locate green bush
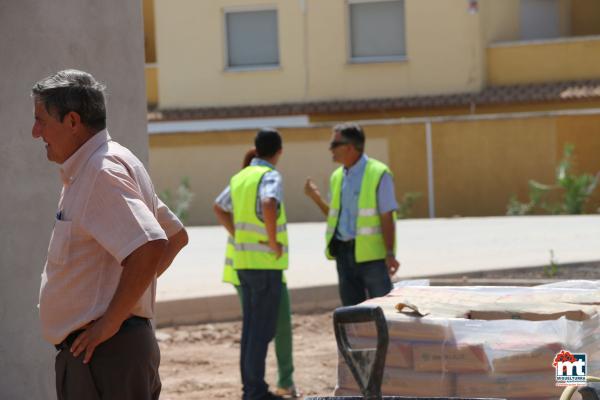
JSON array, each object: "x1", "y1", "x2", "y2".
[
  {"x1": 506, "y1": 144, "x2": 599, "y2": 215},
  {"x1": 159, "y1": 177, "x2": 194, "y2": 224},
  {"x1": 397, "y1": 192, "x2": 422, "y2": 219}
]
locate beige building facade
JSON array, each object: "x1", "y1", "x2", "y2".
[
  {"x1": 143, "y1": 0, "x2": 600, "y2": 225},
  {"x1": 145, "y1": 0, "x2": 600, "y2": 110}
]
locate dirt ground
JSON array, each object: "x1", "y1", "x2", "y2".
[
  {"x1": 157, "y1": 312, "x2": 338, "y2": 400},
  {"x1": 157, "y1": 264, "x2": 600, "y2": 399}
]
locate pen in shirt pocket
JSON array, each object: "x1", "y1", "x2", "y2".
[{"x1": 56, "y1": 210, "x2": 63, "y2": 220}]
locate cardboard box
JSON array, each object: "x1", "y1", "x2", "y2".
[
  {"x1": 412, "y1": 342, "x2": 489, "y2": 373},
  {"x1": 346, "y1": 337, "x2": 413, "y2": 369},
  {"x1": 469, "y1": 303, "x2": 595, "y2": 322},
  {"x1": 455, "y1": 371, "x2": 563, "y2": 398},
  {"x1": 490, "y1": 339, "x2": 563, "y2": 373},
  {"x1": 347, "y1": 314, "x2": 452, "y2": 342},
  {"x1": 337, "y1": 363, "x2": 455, "y2": 397}
]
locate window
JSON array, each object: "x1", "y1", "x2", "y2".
[
  {"x1": 520, "y1": 0, "x2": 560, "y2": 40},
  {"x1": 225, "y1": 9, "x2": 279, "y2": 69},
  {"x1": 348, "y1": 0, "x2": 406, "y2": 62}
]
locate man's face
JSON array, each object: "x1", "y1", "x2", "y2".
[
  {"x1": 32, "y1": 101, "x2": 73, "y2": 164},
  {"x1": 329, "y1": 131, "x2": 352, "y2": 164}
]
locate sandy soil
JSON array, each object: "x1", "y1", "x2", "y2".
[{"x1": 158, "y1": 312, "x2": 338, "y2": 400}]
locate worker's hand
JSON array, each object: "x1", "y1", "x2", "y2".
[
  {"x1": 304, "y1": 177, "x2": 321, "y2": 200},
  {"x1": 385, "y1": 255, "x2": 400, "y2": 276},
  {"x1": 260, "y1": 240, "x2": 283, "y2": 259},
  {"x1": 270, "y1": 241, "x2": 283, "y2": 259},
  {"x1": 70, "y1": 317, "x2": 121, "y2": 364}
]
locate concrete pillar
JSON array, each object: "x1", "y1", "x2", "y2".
[{"x1": 0, "y1": 1, "x2": 148, "y2": 398}]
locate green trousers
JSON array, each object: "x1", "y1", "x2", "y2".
[{"x1": 235, "y1": 284, "x2": 295, "y2": 389}]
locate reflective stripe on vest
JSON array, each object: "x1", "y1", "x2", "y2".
[
  {"x1": 222, "y1": 235, "x2": 287, "y2": 286},
  {"x1": 230, "y1": 165, "x2": 289, "y2": 270},
  {"x1": 325, "y1": 158, "x2": 396, "y2": 263}
]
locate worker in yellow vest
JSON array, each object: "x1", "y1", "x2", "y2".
[
  {"x1": 304, "y1": 122, "x2": 400, "y2": 306},
  {"x1": 214, "y1": 129, "x2": 288, "y2": 400},
  {"x1": 219, "y1": 148, "x2": 300, "y2": 398}
]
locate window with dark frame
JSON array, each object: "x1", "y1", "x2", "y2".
[
  {"x1": 349, "y1": 0, "x2": 406, "y2": 62},
  {"x1": 225, "y1": 9, "x2": 279, "y2": 69}
]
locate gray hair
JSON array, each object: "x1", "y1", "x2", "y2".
[
  {"x1": 334, "y1": 122, "x2": 365, "y2": 153},
  {"x1": 32, "y1": 69, "x2": 107, "y2": 132}
]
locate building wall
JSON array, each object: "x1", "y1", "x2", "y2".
[
  {"x1": 154, "y1": 0, "x2": 486, "y2": 109},
  {"x1": 481, "y1": 0, "x2": 573, "y2": 44},
  {"x1": 481, "y1": 0, "x2": 520, "y2": 43},
  {"x1": 0, "y1": 1, "x2": 148, "y2": 398},
  {"x1": 155, "y1": 0, "x2": 307, "y2": 108},
  {"x1": 571, "y1": 0, "x2": 600, "y2": 36},
  {"x1": 149, "y1": 110, "x2": 600, "y2": 225},
  {"x1": 148, "y1": 0, "x2": 600, "y2": 110},
  {"x1": 143, "y1": 0, "x2": 157, "y2": 63}
]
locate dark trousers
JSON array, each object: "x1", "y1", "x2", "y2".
[
  {"x1": 238, "y1": 269, "x2": 283, "y2": 400},
  {"x1": 55, "y1": 317, "x2": 161, "y2": 400},
  {"x1": 335, "y1": 240, "x2": 392, "y2": 306}
]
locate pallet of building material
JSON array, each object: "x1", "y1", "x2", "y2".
[{"x1": 336, "y1": 283, "x2": 600, "y2": 398}]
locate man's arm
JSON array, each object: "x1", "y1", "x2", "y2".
[
  {"x1": 213, "y1": 203, "x2": 235, "y2": 237},
  {"x1": 262, "y1": 198, "x2": 283, "y2": 259},
  {"x1": 381, "y1": 212, "x2": 400, "y2": 275},
  {"x1": 157, "y1": 227, "x2": 188, "y2": 277},
  {"x1": 71, "y1": 239, "x2": 167, "y2": 363},
  {"x1": 304, "y1": 177, "x2": 329, "y2": 217}
]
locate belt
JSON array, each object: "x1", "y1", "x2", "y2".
[{"x1": 55, "y1": 316, "x2": 150, "y2": 351}]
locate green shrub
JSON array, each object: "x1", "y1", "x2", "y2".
[
  {"x1": 506, "y1": 144, "x2": 599, "y2": 215},
  {"x1": 159, "y1": 177, "x2": 194, "y2": 224},
  {"x1": 397, "y1": 192, "x2": 422, "y2": 219}
]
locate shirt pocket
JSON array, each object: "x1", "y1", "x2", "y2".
[{"x1": 47, "y1": 220, "x2": 72, "y2": 265}]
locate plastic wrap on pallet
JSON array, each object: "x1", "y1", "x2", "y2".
[{"x1": 336, "y1": 283, "x2": 600, "y2": 399}]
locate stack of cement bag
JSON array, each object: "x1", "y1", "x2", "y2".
[{"x1": 335, "y1": 282, "x2": 600, "y2": 399}]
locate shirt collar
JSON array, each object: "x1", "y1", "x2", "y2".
[
  {"x1": 344, "y1": 154, "x2": 368, "y2": 176},
  {"x1": 60, "y1": 130, "x2": 111, "y2": 185},
  {"x1": 250, "y1": 157, "x2": 276, "y2": 170}
]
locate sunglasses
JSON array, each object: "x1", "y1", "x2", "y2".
[{"x1": 329, "y1": 140, "x2": 350, "y2": 150}]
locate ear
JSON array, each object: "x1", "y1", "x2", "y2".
[{"x1": 63, "y1": 111, "x2": 82, "y2": 129}]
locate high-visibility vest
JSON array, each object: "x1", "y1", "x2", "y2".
[
  {"x1": 222, "y1": 236, "x2": 287, "y2": 285},
  {"x1": 230, "y1": 165, "x2": 288, "y2": 270},
  {"x1": 325, "y1": 158, "x2": 396, "y2": 262}
]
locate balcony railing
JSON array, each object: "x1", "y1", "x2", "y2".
[{"x1": 487, "y1": 35, "x2": 600, "y2": 86}]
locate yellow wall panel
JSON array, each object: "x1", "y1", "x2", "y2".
[{"x1": 487, "y1": 37, "x2": 600, "y2": 85}]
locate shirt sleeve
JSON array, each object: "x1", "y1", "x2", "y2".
[
  {"x1": 156, "y1": 196, "x2": 184, "y2": 237},
  {"x1": 214, "y1": 185, "x2": 233, "y2": 212},
  {"x1": 258, "y1": 170, "x2": 283, "y2": 204},
  {"x1": 81, "y1": 167, "x2": 167, "y2": 264},
  {"x1": 377, "y1": 172, "x2": 399, "y2": 214}
]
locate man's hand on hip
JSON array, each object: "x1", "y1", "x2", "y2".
[{"x1": 71, "y1": 317, "x2": 121, "y2": 364}]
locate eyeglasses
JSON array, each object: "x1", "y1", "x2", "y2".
[{"x1": 329, "y1": 140, "x2": 350, "y2": 150}]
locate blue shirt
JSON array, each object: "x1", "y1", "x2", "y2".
[
  {"x1": 335, "y1": 154, "x2": 398, "y2": 241},
  {"x1": 215, "y1": 158, "x2": 283, "y2": 221}
]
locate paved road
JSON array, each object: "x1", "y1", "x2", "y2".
[{"x1": 157, "y1": 215, "x2": 600, "y2": 302}]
